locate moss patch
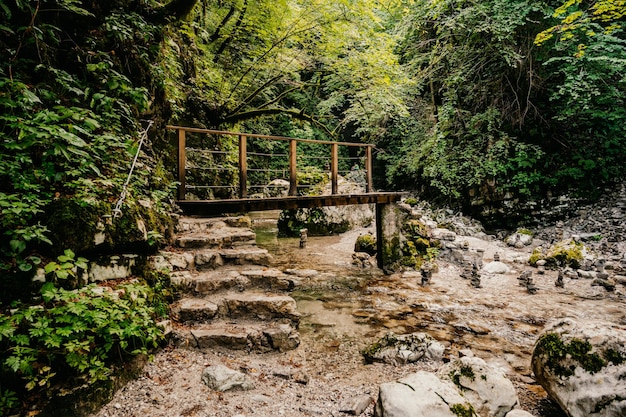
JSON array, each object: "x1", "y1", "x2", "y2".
[
  {"x1": 450, "y1": 403, "x2": 477, "y2": 417},
  {"x1": 529, "y1": 239, "x2": 584, "y2": 269},
  {"x1": 355, "y1": 234, "x2": 377, "y2": 255},
  {"x1": 449, "y1": 364, "x2": 476, "y2": 390},
  {"x1": 535, "y1": 333, "x2": 607, "y2": 377},
  {"x1": 400, "y1": 219, "x2": 440, "y2": 269}
]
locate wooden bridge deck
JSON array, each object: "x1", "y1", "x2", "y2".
[{"x1": 176, "y1": 192, "x2": 404, "y2": 216}]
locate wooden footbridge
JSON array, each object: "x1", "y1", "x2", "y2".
[{"x1": 168, "y1": 126, "x2": 405, "y2": 269}]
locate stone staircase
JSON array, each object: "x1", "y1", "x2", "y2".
[{"x1": 165, "y1": 216, "x2": 301, "y2": 353}]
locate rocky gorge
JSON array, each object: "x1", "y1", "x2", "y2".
[{"x1": 88, "y1": 183, "x2": 626, "y2": 417}]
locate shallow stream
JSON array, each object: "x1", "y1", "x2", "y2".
[{"x1": 251, "y1": 212, "x2": 626, "y2": 381}]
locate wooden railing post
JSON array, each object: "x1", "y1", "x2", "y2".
[
  {"x1": 331, "y1": 143, "x2": 338, "y2": 195},
  {"x1": 239, "y1": 134, "x2": 247, "y2": 198},
  {"x1": 365, "y1": 145, "x2": 373, "y2": 193},
  {"x1": 177, "y1": 128, "x2": 186, "y2": 200},
  {"x1": 289, "y1": 139, "x2": 297, "y2": 196}
]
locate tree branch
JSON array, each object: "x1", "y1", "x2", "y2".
[{"x1": 222, "y1": 108, "x2": 335, "y2": 138}]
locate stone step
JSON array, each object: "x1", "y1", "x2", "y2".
[
  {"x1": 176, "y1": 216, "x2": 252, "y2": 233},
  {"x1": 184, "y1": 320, "x2": 300, "y2": 352},
  {"x1": 172, "y1": 292, "x2": 300, "y2": 324},
  {"x1": 171, "y1": 268, "x2": 301, "y2": 294},
  {"x1": 217, "y1": 247, "x2": 272, "y2": 267},
  {"x1": 176, "y1": 228, "x2": 257, "y2": 249},
  {"x1": 193, "y1": 247, "x2": 272, "y2": 270},
  {"x1": 193, "y1": 268, "x2": 297, "y2": 293}
]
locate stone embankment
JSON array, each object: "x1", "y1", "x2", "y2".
[{"x1": 153, "y1": 216, "x2": 301, "y2": 353}]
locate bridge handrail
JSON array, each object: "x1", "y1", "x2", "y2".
[{"x1": 167, "y1": 125, "x2": 374, "y2": 200}]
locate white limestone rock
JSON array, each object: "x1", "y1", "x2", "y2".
[
  {"x1": 438, "y1": 356, "x2": 518, "y2": 417},
  {"x1": 531, "y1": 318, "x2": 626, "y2": 417},
  {"x1": 374, "y1": 371, "x2": 469, "y2": 417},
  {"x1": 201, "y1": 365, "x2": 254, "y2": 392},
  {"x1": 483, "y1": 261, "x2": 511, "y2": 274},
  {"x1": 505, "y1": 410, "x2": 536, "y2": 417}
]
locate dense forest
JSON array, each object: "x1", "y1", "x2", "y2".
[{"x1": 0, "y1": 0, "x2": 624, "y2": 413}]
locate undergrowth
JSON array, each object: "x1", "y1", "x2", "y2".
[{"x1": 0, "y1": 279, "x2": 168, "y2": 415}]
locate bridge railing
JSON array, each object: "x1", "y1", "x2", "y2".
[{"x1": 167, "y1": 126, "x2": 374, "y2": 200}]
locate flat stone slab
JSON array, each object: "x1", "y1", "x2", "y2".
[
  {"x1": 212, "y1": 292, "x2": 300, "y2": 323},
  {"x1": 177, "y1": 216, "x2": 252, "y2": 233},
  {"x1": 176, "y1": 228, "x2": 256, "y2": 249},
  {"x1": 194, "y1": 270, "x2": 251, "y2": 293},
  {"x1": 190, "y1": 320, "x2": 300, "y2": 352},
  {"x1": 173, "y1": 298, "x2": 219, "y2": 322},
  {"x1": 219, "y1": 248, "x2": 271, "y2": 266}
]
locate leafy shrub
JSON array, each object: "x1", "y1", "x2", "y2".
[{"x1": 0, "y1": 281, "x2": 166, "y2": 413}]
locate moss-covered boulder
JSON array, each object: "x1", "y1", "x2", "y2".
[
  {"x1": 531, "y1": 318, "x2": 626, "y2": 417},
  {"x1": 355, "y1": 234, "x2": 377, "y2": 255},
  {"x1": 528, "y1": 239, "x2": 585, "y2": 269}
]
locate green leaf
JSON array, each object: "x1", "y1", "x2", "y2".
[
  {"x1": 41, "y1": 282, "x2": 57, "y2": 302},
  {"x1": 44, "y1": 262, "x2": 59, "y2": 274}
]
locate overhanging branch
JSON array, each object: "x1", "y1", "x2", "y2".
[{"x1": 223, "y1": 108, "x2": 335, "y2": 138}]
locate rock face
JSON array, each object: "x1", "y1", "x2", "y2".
[
  {"x1": 438, "y1": 356, "x2": 518, "y2": 417},
  {"x1": 362, "y1": 332, "x2": 445, "y2": 365},
  {"x1": 531, "y1": 318, "x2": 626, "y2": 417}
]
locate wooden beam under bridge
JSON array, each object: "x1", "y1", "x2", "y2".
[
  {"x1": 176, "y1": 192, "x2": 403, "y2": 215},
  {"x1": 176, "y1": 192, "x2": 405, "y2": 271}
]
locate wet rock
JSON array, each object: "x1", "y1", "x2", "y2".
[
  {"x1": 374, "y1": 371, "x2": 468, "y2": 417},
  {"x1": 362, "y1": 332, "x2": 445, "y2": 365},
  {"x1": 201, "y1": 365, "x2": 255, "y2": 392},
  {"x1": 531, "y1": 318, "x2": 626, "y2": 417},
  {"x1": 438, "y1": 356, "x2": 518, "y2": 417}
]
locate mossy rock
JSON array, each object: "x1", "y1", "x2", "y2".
[
  {"x1": 41, "y1": 197, "x2": 173, "y2": 256},
  {"x1": 403, "y1": 219, "x2": 430, "y2": 239},
  {"x1": 355, "y1": 234, "x2": 377, "y2": 255},
  {"x1": 534, "y1": 333, "x2": 607, "y2": 378},
  {"x1": 529, "y1": 239, "x2": 584, "y2": 269}
]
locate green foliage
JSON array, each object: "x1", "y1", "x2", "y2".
[
  {"x1": 0, "y1": 281, "x2": 165, "y2": 411},
  {"x1": 0, "y1": 1, "x2": 174, "y2": 288},
  {"x1": 43, "y1": 249, "x2": 89, "y2": 289}
]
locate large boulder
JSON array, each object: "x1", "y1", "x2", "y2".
[
  {"x1": 438, "y1": 356, "x2": 518, "y2": 417},
  {"x1": 531, "y1": 318, "x2": 626, "y2": 417},
  {"x1": 374, "y1": 371, "x2": 471, "y2": 417}
]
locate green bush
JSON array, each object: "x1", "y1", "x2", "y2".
[{"x1": 0, "y1": 281, "x2": 166, "y2": 414}]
